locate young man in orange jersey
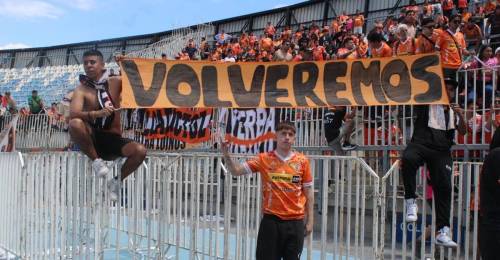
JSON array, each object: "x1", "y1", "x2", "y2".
[
  {"x1": 367, "y1": 31, "x2": 393, "y2": 58},
  {"x1": 416, "y1": 18, "x2": 438, "y2": 54},
  {"x1": 221, "y1": 121, "x2": 314, "y2": 260},
  {"x1": 436, "y1": 14, "x2": 468, "y2": 79},
  {"x1": 336, "y1": 37, "x2": 359, "y2": 59}
]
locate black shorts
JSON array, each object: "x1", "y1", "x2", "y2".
[
  {"x1": 256, "y1": 214, "x2": 305, "y2": 260},
  {"x1": 92, "y1": 129, "x2": 132, "y2": 160}
]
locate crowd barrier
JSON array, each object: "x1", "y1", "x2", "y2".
[
  {"x1": 0, "y1": 152, "x2": 483, "y2": 260},
  {"x1": 380, "y1": 161, "x2": 481, "y2": 260}
]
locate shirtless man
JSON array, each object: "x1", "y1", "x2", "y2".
[{"x1": 69, "y1": 50, "x2": 146, "y2": 201}]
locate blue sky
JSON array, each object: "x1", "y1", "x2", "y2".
[{"x1": 0, "y1": 0, "x2": 303, "y2": 50}]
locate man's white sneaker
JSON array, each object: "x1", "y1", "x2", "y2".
[
  {"x1": 405, "y1": 199, "x2": 418, "y2": 222},
  {"x1": 436, "y1": 226, "x2": 458, "y2": 248},
  {"x1": 107, "y1": 178, "x2": 121, "y2": 202},
  {"x1": 92, "y1": 158, "x2": 110, "y2": 178}
]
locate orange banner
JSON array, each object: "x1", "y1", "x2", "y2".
[{"x1": 120, "y1": 53, "x2": 448, "y2": 108}]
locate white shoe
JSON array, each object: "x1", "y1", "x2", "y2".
[
  {"x1": 92, "y1": 158, "x2": 110, "y2": 178},
  {"x1": 405, "y1": 199, "x2": 418, "y2": 222},
  {"x1": 107, "y1": 178, "x2": 121, "y2": 202},
  {"x1": 436, "y1": 226, "x2": 458, "y2": 248}
]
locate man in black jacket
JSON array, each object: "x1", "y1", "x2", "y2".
[
  {"x1": 401, "y1": 78, "x2": 467, "y2": 248},
  {"x1": 479, "y1": 129, "x2": 500, "y2": 260}
]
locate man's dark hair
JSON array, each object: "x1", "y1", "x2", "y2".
[
  {"x1": 367, "y1": 31, "x2": 384, "y2": 43},
  {"x1": 83, "y1": 49, "x2": 104, "y2": 60},
  {"x1": 276, "y1": 121, "x2": 296, "y2": 134},
  {"x1": 32, "y1": 90, "x2": 37, "y2": 94}
]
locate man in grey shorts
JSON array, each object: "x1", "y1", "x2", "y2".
[{"x1": 324, "y1": 106, "x2": 357, "y2": 154}]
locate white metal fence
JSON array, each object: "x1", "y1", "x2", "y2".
[
  {"x1": 0, "y1": 152, "x2": 484, "y2": 259},
  {"x1": 0, "y1": 152, "x2": 382, "y2": 260},
  {"x1": 380, "y1": 161, "x2": 482, "y2": 260}
]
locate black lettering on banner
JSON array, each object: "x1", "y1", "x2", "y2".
[
  {"x1": 411, "y1": 55, "x2": 442, "y2": 103},
  {"x1": 143, "y1": 109, "x2": 211, "y2": 141},
  {"x1": 323, "y1": 62, "x2": 351, "y2": 106},
  {"x1": 166, "y1": 64, "x2": 201, "y2": 107},
  {"x1": 122, "y1": 61, "x2": 165, "y2": 106},
  {"x1": 351, "y1": 61, "x2": 386, "y2": 105},
  {"x1": 293, "y1": 62, "x2": 326, "y2": 106},
  {"x1": 225, "y1": 108, "x2": 277, "y2": 153},
  {"x1": 265, "y1": 65, "x2": 291, "y2": 107},
  {"x1": 201, "y1": 66, "x2": 232, "y2": 107},
  {"x1": 228, "y1": 65, "x2": 265, "y2": 107},
  {"x1": 381, "y1": 59, "x2": 411, "y2": 102}
]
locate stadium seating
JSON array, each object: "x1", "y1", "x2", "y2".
[{"x1": 0, "y1": 63, "x2": 119, "y2": 108}]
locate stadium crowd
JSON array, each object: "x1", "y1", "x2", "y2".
[
  {"x1": 158, "y1": 0, "x2": 500, "y2": 151},
  {"x1": 3, "y1": 0, "x2": 500, "y2": 132},
  {"x1": 0, "y1": 1, "x2": 499, "y2": 259}
]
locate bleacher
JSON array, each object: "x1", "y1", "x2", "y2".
[{"x1": 0, "y1": 63, "x2": 119, "y2": 108}]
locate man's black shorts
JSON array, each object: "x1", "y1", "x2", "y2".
[
  {"x1": 92, "y1": 129, "x2": 132, "y2": 160},
  {"x1": 256, "y1": 214, "x2": 305, "y2": 260}
]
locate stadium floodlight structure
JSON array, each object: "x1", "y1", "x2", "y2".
[{"x1": 125, "y1": 23, "x2": 214, "y2": 59}]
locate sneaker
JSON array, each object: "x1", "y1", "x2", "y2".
[
  {"x1": 92, "y1": 158, "x2": 110, "y2": 178},
  {"x1": 107, "y1": 178, "x2": 121, "y2": 202},
  {"x1": 405, "y1": 199, "x2": 418, "y2": 222},
  {"x1": 341, "y1": 142, "x2": 358, "y2": 151},
  {"x1": 436, "y1": 226, "x2": 458, "y2": 248}
]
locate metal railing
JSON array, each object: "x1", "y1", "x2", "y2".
[
  {"x1": 0, "y1": 152, "x2": 486, "y2": 259},
  {"x1": 0, "y1": 152, "x2": 382, "y2": 259},
  {"x1": 379, "y1": 160, "x2": 482, "y2": 260}
]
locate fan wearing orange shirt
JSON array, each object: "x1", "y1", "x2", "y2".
[
  {"x1": 222, "y1": 122, "x2": 314, "y2": 260},
  {"x1": 260, "y1": 35, "x2": 273, "y2": 52},
  {"x1": 331, "y1": 18, "x2": 340, "y2": 34},
  {"x1": 436, "y1": 15, "x2": 468, "y2": 78},
  {"x1": 312, "y1": 42, "x2": 326, "y2": 61},
  {"x1": 457, "y1": 0, "x2": 468, "y2": 13},
  {"x1": 339, "y1": 11, "x2": 349, "y2": 25},
  {"x1": 367, "y1": 31, "x2": 393, "y2": 58},
  {"x1": 353, "y1": 9, "x2": 365, "y2": 35},
  {"x1": 462, "y1": 20, "x2": 483, "y2": 51},
  {"x1": 442, "y1": 0, "x2": 455, "y2": 17},
  {"x1": 281, "y1": 26, "x2": 292, "y2": 41},
  {"x1": 249, "y1": 32, "x2": 257, "y2": 48},
  {"x1": 240, "y1": 33, "x2": 249, "y2": 49},
  {"x1": 337, "y1": 37, "x2": 359, "y2": 60},
  {"x1": 416, "y1": 18, "x2": 439, "y2": 54},
  {"x1": 393, "y1": 24, "x2": 416, "y2": 56},
  {"x1": 265, "y1": 22, "x2": 276, "y2": 38}
]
